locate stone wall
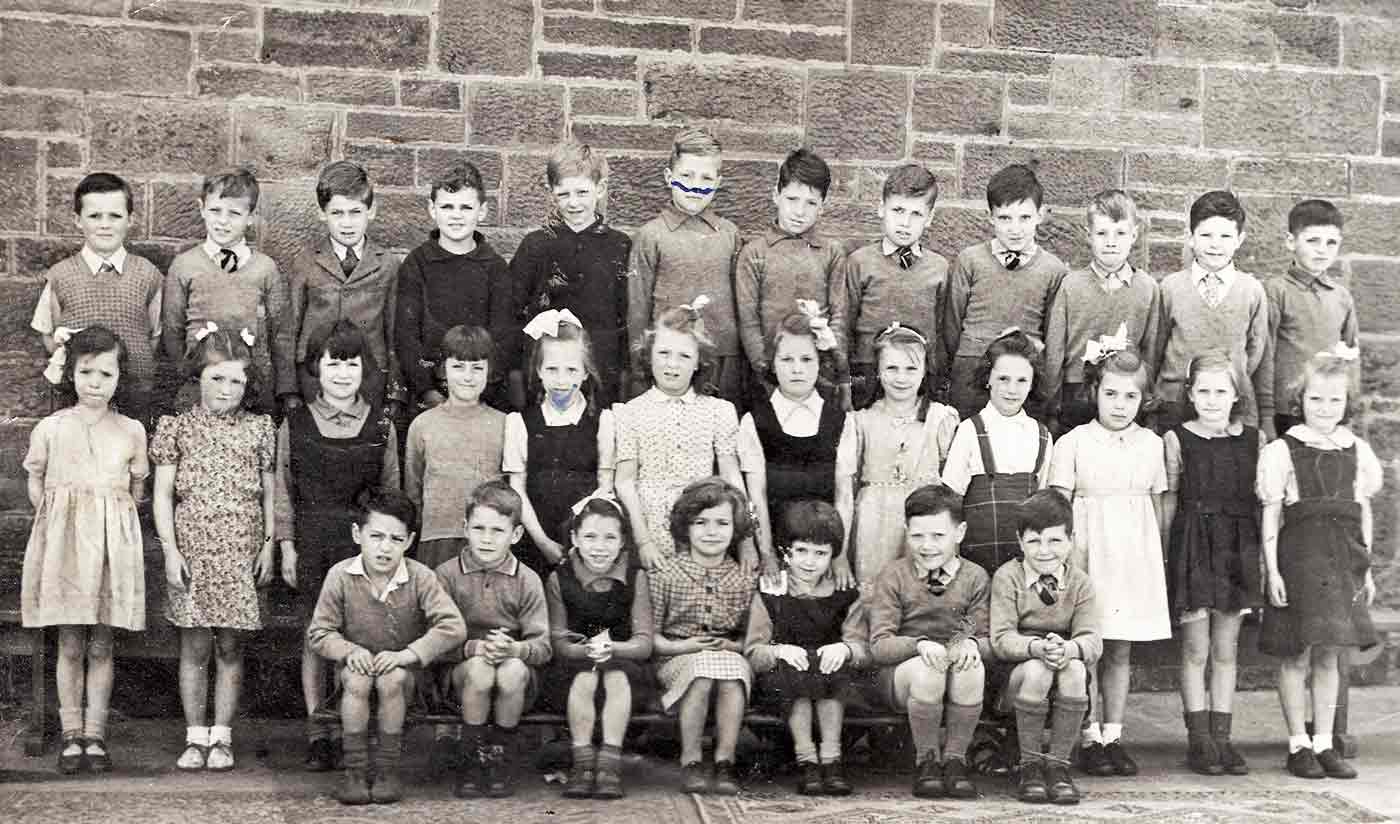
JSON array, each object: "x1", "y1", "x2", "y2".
[{"x1": 2, "y1": 0, "x2": 1400, "y2": 612}]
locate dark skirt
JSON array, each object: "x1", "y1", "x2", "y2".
[
  {"x1": 1259, "y1": 499, "x2": 1377, "y2": 657},
  {"x1": 754, "y1": 655, "x2": 856, "y2": 712},
  {"x1": 961, "y1": 471, "x2": 1037, "y2": 576},
  {"x1": 539, "y1": 657, "x2": 653, "y2": 714},
  {"x1": 1168, "y1": 501, "x2": 1262, "y2": 616}
]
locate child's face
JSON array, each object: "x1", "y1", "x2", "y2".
[
  {"x1": 429, "y1": 187, "x2": 486, "y2": 244},
  {"x1": 537, "y1": 337, "x2": 586, "y2": 409},
  {"x1": 553, "y1": 174, "x2": 603, "y2": 231},
  {"x1": 785, "y1": 540, "x2": 834, "y2": 586},
  {"x1": 200, "y1": 191, "x2": 254, "y2": 250},
  {"x1": 878, "y1": 193, "x2": 935, "y2": 250},
  {"x1": 199, "y1": 358, "x2": 248, "y2": 415},
  {"x1": 572, "y1": 513, "x2": 625, "y2": 574},
  {"x1": 1302, "y1": 372, "x2": 1348, "y2": 433},
  {"x1": 1019, "y1": 524, "x2": 1072, "y2": 575},
  {"x1": 465, "y1": 505, "x2": 523, "y2": 567},
  {"x1": 905, "y1": 511, "x2": 966, "y2": 574},
  {"x1": 1288, "y1": 224, "x2": 1342, "y2": 276},
  {"x1": 687, "y1": 501, "x2": 735, "y2": 561},
  {"x1": 1086, "y1": 214, "x2": 1137, "y2": 273},
  {"x1": 773, "y1": 332, "x2": 819, "y2": 401},
  {"x1": 666, "y1": 153, "x2": 722, "y2": 216},
  {"x1": 877, "y1": 344, "x2": 924, "y2": 404},
  {"x1": 772, "y1": 181, "x2": 824, "y2": 236},
  {"x1": 988, "y1": 354, "x2": 1034, "y2": 417},
  {"x1": 73, "y1": 350, "x2": 120, "y2": 409},
  {"x1": 352, "y1": 511, "x2": 414, "y2": 578},
  {"x1": 1188, "y1": 368, "x2": 1236, "y2": 429},
  {"x1": 74, "y1": 190, "x2": 131, "y2": 257},
  {"x1": 1190, "y1": 216, "x2": 1244, "y2": 273},
  {"x1": 989, "y1": 197, "x2": 1042, "y2": 253},
  {"x1": 650, "y1": 327, "x2": 700, "y2": 396},
  {"x1": 1096, "y1": 370, "x2": 1144, "y2": 431},
  {"x1": 443, "y1": 356, "x2": 489, "y2": 405},
  {"x1": 319, "y1": 194, "x2": 375, "y2": 250},
  {"x1": 318, "y1": 351, "x2": 363, "y2": 404}
]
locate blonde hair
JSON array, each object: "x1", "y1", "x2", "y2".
[
  {"x1": 1086, "y1": 188, "x2": 1137, "y2": 227},
  {"x1": 669, "y1": 127, "x2": 722, "y2": 167}
]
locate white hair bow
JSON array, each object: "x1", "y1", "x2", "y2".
[
  {"x1": 1325, "y1": 341, "x2": 1360, "y2": 362},
  {"x1": 239, "y1": 328, "x2": 255, "y2": 347},
  {"x1": 995, "y1": 325, "x2": 1046, "y2": 354},
  {"x1": 795, "y1": 299, "x2": 838, "y2": 352},
  {"x1": 877, "y1": 321, "x2": 927, "y2": 346},
  {"x1": 523, "y1": 308, "x2": 583, "y2": 341},
  {"x1": 570, "y1": 489, "x2": 624, "y2": 518},
  {"x1": 43, "y1": 326, "x2": 85, "y2": 386},
  {"x1": 194, "y1": 321, "x2": 219, "y2": 342},
  {"x1": 1083, "y1": 322, "x2": 1130, "y2": 365},
  {"x1": 681, "y1": 294, "x2": 711, "y2": 315}
]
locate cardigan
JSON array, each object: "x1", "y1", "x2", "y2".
[
  {"x1": 868, "y1": 555, "x2": 992, "y2": 664},
  {"x1": 1043, "y1": 265, "x2": 1162, "y2": 396},
  {"x1": 940, "y1": 240, "x2": 1067, "y2": 369},
  {"x1": 627, "y1": 204, "x2": 743, "y2": 357},
  {"x1": 989, "y1": 559, "x2": 1102, "y2": 666},
  {"x1": 1262, "y1": 265, "x2": 1359, "y2": 422},
  {"x1": 307, "y1": 557, "x2": 466, "y2": 666},
  {"x1": 844, "y1": 239, "x2": 949, "y2": 367},
  {"x1": 734, "y1": 225, "x2": 848, "y2": 372}
]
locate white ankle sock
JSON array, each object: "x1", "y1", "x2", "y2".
[
  {"x1": 187, "y1": 725, "x2": 210, "y2": 746},
  {"x1": 1311, "y1": 733, "x2": 1332, "y2": 754},
  {"x1": 210, "y1": 725, "x2": 232, "y2": 746},
  {"x1": 1288, "y1": 734, "x2": 1311, "y2": 754},
  {"x1": 1081, "y1": 722, "x2": 1103, "y2": 746},
  {"x1": 1101, "y1": 723, "x2": 1123, "y2": 744}
]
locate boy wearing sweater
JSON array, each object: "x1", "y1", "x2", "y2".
[
  {"x1": 1043, "y1": 190, "x2": 1161, "y2": 435},
  {"x1": 845, "y1": 164, "x2": 948, "y2": 409},
  {"x1": 280, "y1": 161, "x2": 403, "y2": 417},
  {"x1": 991, "y1": 489, "x2": 1101, "y2": 806},
  {"x1": 435, "y1": 481, "x2": 551, "y2": 799},
  {"x1": 1261, "y1": 199, "x2": 1357, "y2": 434},
  {"x1": 1153, "y1": 190, "x2": 1270, "y2": 434},
  {"x1": 941, "y1": 164, "x2": 1068, "y2": 419},
  {"x1": 868, "y1": 484, "x2": 990, "y2": 800},
  {"x1": 307, "y1": 488, "x2": 466, "y2": 806}
]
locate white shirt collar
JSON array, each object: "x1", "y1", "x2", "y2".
[
  {"x1": 81, "y1": 245, "x2": 127, "y2": 274},
  {"x1": 1191, "y1": 260, "x2": 1237, "y2": 291},
  {"x1": 1022, "y1": 559, "x2": 1065, "y2": 590},
  {"x1": 978, "y1": 404, "x2": 1037, "y2": 431},
  {"x1": 540, "y1": 395, "x2": 587, "y2": 426},
  {"x1": 991, "y1": 238, "x2": 1037, "y2": 263},
  {"x1": 346, "y1": 556, "x2": 410, "y2": 602},
  {"x1": 881, "y1": 237, "x2": 924, "y2": 257},
  {"x1": 332, "y1": 238, "x2": 365, "y2": 261},
  {"x1": 643, "y1": 386, "x2": 697, "y2": 404},
  {"x1": 1089, "y1": 259, "x2": 1131, "y2": 284},
  {"x1": 769, "y1": 389, "x2": 823, "y2": 436},
  {"x1": 1286, "y1": 423, "x2": 1356, "y2": 449},
  {"x1": 202, "y1": 237, "x2": 252, "y2": 269}
]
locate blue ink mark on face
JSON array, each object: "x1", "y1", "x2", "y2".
[{"x1": 670, "y1": 180, "x2": 716, "y2": 196}]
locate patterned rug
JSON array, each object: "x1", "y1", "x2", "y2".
[{"x1": 692, "y1": 788, "x2": 1391, "y2": 824}]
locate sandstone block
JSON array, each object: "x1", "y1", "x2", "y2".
[
  {"x1": 128, "y1": 241, "x2": 182, "y2": 283},
  {"x1": 196, "y1": 66, "x2": 301, "y2": 101},
  {"x1": 1049, "y1": 56, "x2": 1125, "y2": 110},
  {"x1": 1009, "y1": 110, "x2": 1200, "y2": 149},
  {"x1": 1362, "y1": 333, "x2": 1400, "y2": 399},
  {"x1": 402, "y1": 79, "x2": 462, "y2": 111},
  {"x1": 1007, "y1": 78, "x2": 1049, "y2": 106},
  {"x1": 0, "y1": 92, "x2": 83, "y2": 134},
  {"x1": 1233, "y1": 193, "x2": 1295, "y2": 276},
  {"x1": 89, "y1": 99, "x2": 230, "y2": 174},
  {"x1": 503, "y1": 152, "x2": 559, "y2": 229},
  {"x1": 644, "y1": 63, "x2": 804, "y2": 124},
  {"x1": 542, "y1": 15, "x2": 690, "y2": 52},
  {"x1": 0, "y1": 350, "x2": 48, "y2": 419},
  {"x1": 1354, "y1": 259, "x2": 1400, "y2": 333},
  {"x1": 1317, "y1": 0, "x2": 1400, "y2": 16},
  {"x1": 0, "y1": 138, "x2": 39, "y2": 234},
  {"x1": 743, "y1": 0, "x2": 845, "y2": 25},
  {"x1": 1124, "y1": 64, "x2": 1199, "y2": 113},
  {"x1": 128, "y1": 1, "x2": 255, "y2": 27},
  {"x1": 1230, "y1": 157, "x2": 1347, "y2": 195},
  {"x1": 439, "y1": 0, "x2": 533, "y2": 76},
  {"x1": 602, "y1": 0, "x2": 735, "y2": 19},
  {"x1": 0, "y1": 420, "x2": 37, "y2": 483},
  {"x1": 699, "y1": 26, "x2": 845, "y2": 62},
  {"x1": 925, "y1": 205, "x2": 991, "y2": 260},
  {"x1": 347, "y1": 111, "x2": 467, "y2": 144},
  {"x1": 708, "y1": 159, "x2": 780, "y2": 233},
  {"x1": 994, "y1": 0, "x2": 1153, "y2": 58},
  {"x1": 370, "y1": 189, "x2": 434, "y2": 250},
  {"x1": 305, "y1": 72, "x2": 395, "y2": 106},
  {"x1": 543, "y1": 0, "x2": 592, "y2": 8},
  {"x1": 603, "y1": 155, "x2": 682, "y2": 228},
  {"x1": 962, "y1": 143, "x2": 1122, "y2": 205},
  {"x1": 1149, "y1": 238, "x2": 1190, "y2": 275},
  {"x1": 1125, "y1": 188, "x2": 1189, "y2": 216},
  {"x1": 937, "y1": 48, "x2": 1052, "y2": 75},
  {"x1": 1154, "y1": 6, "x2": 1271, "y2": 63},
  {"x1": 941, "y1": 3, "x2": 992, "y2": 47},
  {"x1": 0, "y1": 18, "x2": 190, "y2": 96},
  {"x1": 539, "y1": 52, "x2": 638, "y2": 81},
  {"x1": 418, "y1": 148, "x2": 503, "y2": 189},
  {"x1": 12, "y1": 237, "x2": 81, "y2": 280},
  {"x1": 262, "y1": 7, "x2": 428, "y2": 70},
  {"x1": 1254, "y1": 11, "x2": 1340, "y2": 66},
  {"x1": 256, "y1": 184, "x2": 322, "y2": 272},
  {"x1": 1351, "y1": 161, "x2": 1400, "y2": 198},
  {"x1": 1126, "y1": 151, "x2": 1229, "y2": 191},
  {"x1": 569, "y1": 122, "x2": 679, "y2": 151},
  {"x1": 912, "y1": 137, "x2": 957, "y2": 167},
  {"x1": 912, "y1": 74, "x2": 1004, "y2": 137},
  {"x1": 570, "y1": 87, "x2": 638, "y2": 119},
  {"x1": 199, "y1": 29, "x2": 257, "y2": 62},
  {"x1": 469, "y1": 83, "x2": 566, "y2": 146},
  {"x1": 1335, "y1": 200, "x2": 1400, "y2": 257},
  {"x1": 46, "y1": 142, "x2": 82, "y2": 168},
  {"x1": 235, "y1": 105, "x2": 335, "y2": 180},
  {"x1": 806, "y1": 70, "x2": 908, "y2": 161},
  {"x1": 0, "y1": 0, "x2": 121, "y2": 14},
  {"x1": 150, "y1": 182, "x2": 206, "y2": 241},
  {"x1": 852, "y1": 0, "x2": 938, "y2": 67},
  {"x1": 1345, "y1": 18, "x2": 1400, "y2": 71},
  {"x1": 1386, "y1": 121, "x2": 1400, "y2": 158},
  {"x1": 1202, "y1": 68, "x2": 1379, "y2": 155},
  {"x1": 343, "y1": 144, "x2": 416, "y2": 189}
]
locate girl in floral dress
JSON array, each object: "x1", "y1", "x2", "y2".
[{"x1": 152, "y1": 324, "x2": 276, "y2": 773}]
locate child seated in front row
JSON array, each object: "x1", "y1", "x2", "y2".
[
  {"x1": 650, "y1": 478, "x2": 759, "y2": 796},
  {"x1": 435, "y1": 481, "x2": 552, "y2": 798},
  {"x1": 544, "y1": 493, "x2": 654, "y2": 800},
  {"x1": 744, "y1": 500, "x2": 868, "y2": 797},
  {"x1": 991, "y1": 489, "x2": 1102, "y2": 806},
  {"x1": 868, "y1": 484, "x2": 990, "y2": 801},
  {"x1": 306, "y1": 487, "x2": 466, "y2": 805}
]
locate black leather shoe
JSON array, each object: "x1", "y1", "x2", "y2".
[
  {"x1": 1188, "y1": 735, "x2": 1224, "y2": 776},
  {"x1": 943, "y1": 757, "x2": 976, "y2": 799},
  {"x1": 1046, "y1": 764, "x2": 1080, "y2": 805},
  {"x1": 57, "y1": 736, "x2": 84, "y2": 775},
  {"x1": 1216, "y1": 740, "x2": 1249, "y2": 775},
  {"x1": 1017, "y1": 761, "x2": 1049, "y2": 804},
  {"x1": 83, "y1": 738, "x2": 112, "y2": 773},
  {"x1": 711, "y1": 760, "x2": 740, "y2": 796},
  {"x1": 1078, "y1": 742, "x2": 1114, "y2": 776},
  {"x1": 796, "y1": 762, "x2": 823, "y2": 795},
  {"x1": 912, "y1": 757, "x2": 944, "y2": 798},
  {"x1": 1103, "y1": 741, "x2": 1139, "y2": 776},
  {"x1": 1286, "y1": 748, "x2": 1326, "y2": 779},
  {"x1": 681, "y1": 761, "x2": 709, "y2": 794},
  {"x1": 1315, "y1": 749, "x2": 1357, "y2": 779},
  {"x1": 303, "y1": 738, "x2": 335, "y2": 773},
  {"x1": 563, "y1": 757, "x2": 595, "y2": 798},
  {"x1": 821, "y1": 760, "x2": 852, "y2": 796}
]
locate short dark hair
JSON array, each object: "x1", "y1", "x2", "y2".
[
  {"x1": 73, "y1": 172, "x2": 134, "y2": 214},
  {"x1": 1016, "y1": 489, "x2": 1073, "y2": 538},
  {"x1": 566, "y1": 495, "x2": 635, "y2": 555},
  {"x1": 668, "y1": 477, "x2": 753, "y2": 559},
  {"x1": 776, "y1": 500, "x2": 845, "y2": 558},
  {"x1": 1288, "y1": 198, "x2": 1344, "y2": 235},
  {"x1": 202, "y1": 168, "x2": 260, "y2": 210},
  {"x1": 987, "y1": 163, "x2": 1043, "y2": 210},
  {"x1": 465, "y1": 478, "x2": 522, "y2": 525},
  {"x1": 430, "y1": 160, "x2": 485, "y2": 204},
  {"x1": 971, "y1": 327, "x2": 1045, "y2": 405},
  {"x1": 882, "y1": 164, "x2": 938, "y2": 209},
  {"x1": 1189, "y1": 190, "x2": 1245, "y2": 232},
  {"x1": 439, "y1": 324, "x2": 496, "y2": 366},
  {"x1": 777, "y1": 148, "x2": 831, "y2": 199},
  {"x1": 304, "y1": 319, "x2": 378, "y2": 380},
  {"x1": 904, "y1": 483, "x2": 963, "y2": 524},
  {"x1": 355, "y1": 486, "x2": 418, "y2": 531},
  {"x1": 183, "y1": 326, "x2": 263, "y2": 410},
  {"x1": 59, "y1": 325, "x2": 129, "y2": 400},
  {"x1": 316, "y1": 160, "x2": 374, "y2": 209}
]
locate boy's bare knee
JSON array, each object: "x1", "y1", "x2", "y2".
[
  {"x1": 907, "y1": 662, "x2": 947, "y2": 702},
  {"x1": 463, "y1": 657, "x2": 496, "y2": 688},
  {"x1": 1014, "y1": 660, "x2": 1054, "y2": 701},
  {"x1": 376, "y1": 667, "x2": 410, "y2": 695},
  {"x1": 1057, "y1": 660, "x2": 1088, "y2": 697},
  {"x1": 947, "y1": 663, "x2": 985, "y2": 702},
  {"x1": 343, "y1": 671, "x2": 374, "y2": 699},
  {"x1": 602, "y1": 670, "x2": 629, "y2": 690},
  {"x1": 495, "y1": 658, "x2": 530, "y2": 692}
]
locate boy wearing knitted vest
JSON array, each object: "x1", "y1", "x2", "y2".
[
  {"x1": 991, "y1": 489, "x2": 1101, "y2": 806},
  {"x1": 1152, "y1": 191, "x2": 1270, "y2": 435},
  {"x1": 941, "y1": 164, "x2": 1068, "y2": 419},
  {"x1": 844, "y1": 164, "x2": 948, "y2": 410},
  {"x1": 32, "y1": 172, "x2": 163, "y2": 427}
]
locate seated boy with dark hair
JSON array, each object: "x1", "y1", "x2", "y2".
[
  {"x1": 990, "y1": 489, "x2": 1102, "y2": 806},
  {"x1": 307, "y1": 487, "x2": 466, "y2": 805}
]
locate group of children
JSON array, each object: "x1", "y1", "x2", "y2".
[{"x1": 17, "y1": 124, "x2": 1379, "y2": 806}]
